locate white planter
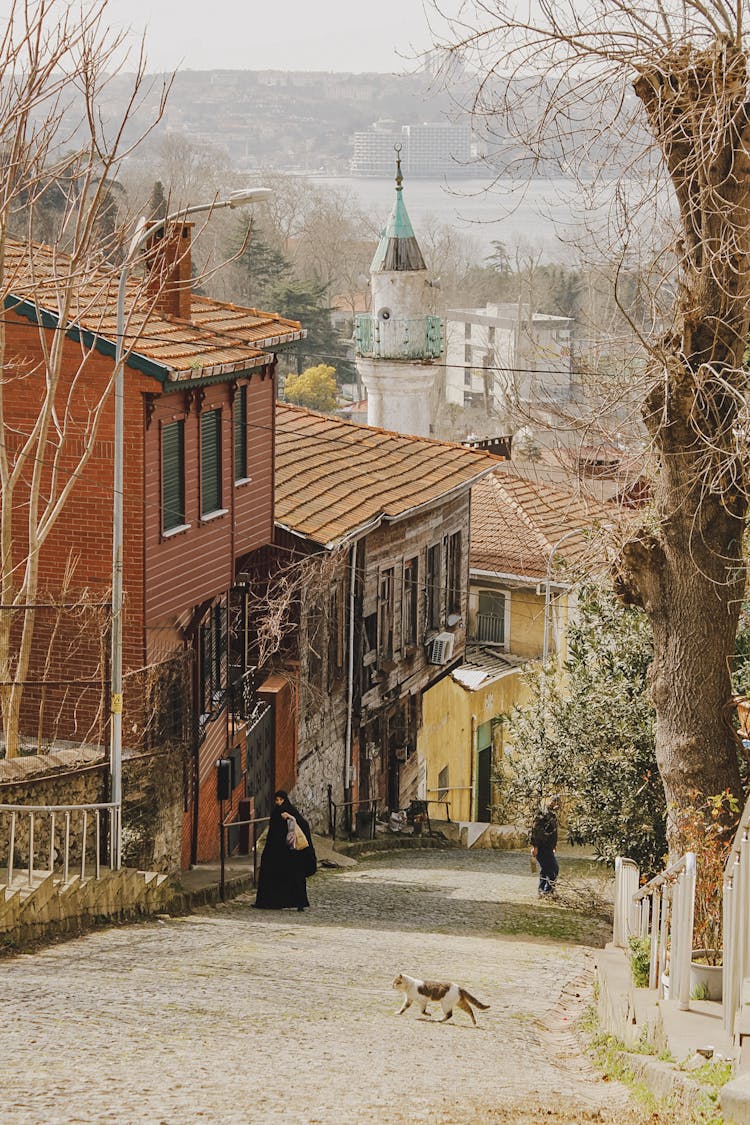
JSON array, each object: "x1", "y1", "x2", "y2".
[{"x1": 690, "y1": 950, "x2": 723, "y2": 1001}]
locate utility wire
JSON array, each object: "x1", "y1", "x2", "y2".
[{"x1": 0, "y1": 309, "x2": 638, "y2": 381}]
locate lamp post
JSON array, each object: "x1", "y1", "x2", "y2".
[{"x1": 110, "y1": 188, "x2": 272, "y2": 869}]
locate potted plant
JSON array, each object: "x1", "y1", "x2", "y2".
[{"x1": 672, "y1": 790, "x2": 739, "y2": 1002}]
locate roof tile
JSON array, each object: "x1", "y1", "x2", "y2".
[
  {"x1": 4, "y1": 239, "x2": 303, "y2": 379},
  {"x1": 275, "y1": 404, "x2": 501, "y2": 547}
]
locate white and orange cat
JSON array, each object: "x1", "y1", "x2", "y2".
[{"x1": 393, "y1": 972, "x2": 490, "y2": 1026}]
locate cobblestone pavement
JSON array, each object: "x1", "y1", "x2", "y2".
[{"x1": 0, "y1": 848, "x2": 656, "y2": 1125}]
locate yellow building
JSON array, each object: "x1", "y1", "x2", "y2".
[{"x1": 418, "y1": 469, "x2": 612, "y2": 824}]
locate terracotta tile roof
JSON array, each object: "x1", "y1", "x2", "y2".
[
  {"x1": 3, "y1": 239, "x2": 303, "y2": 382},
  {"x1": 275, "y1": 404, "x2": 502, "y2": 548},
  {"x1": 470, "y1": 469, "x2": 616, "y2": 581}
]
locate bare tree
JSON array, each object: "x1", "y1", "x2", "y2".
[
  {"x1": 435, "y1": 1, "x2": 750, "y2": 825},
  {"x1": 0, "y1": 0, "x2": 169, "y2": 757}
]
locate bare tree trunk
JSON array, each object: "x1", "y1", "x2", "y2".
[{"x1": 435, "y1": 9, "x2": 750, "y2": 824}]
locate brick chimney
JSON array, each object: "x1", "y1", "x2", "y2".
[{"x1": 144, "y1": 221, "x2": 193, "y2": 320}]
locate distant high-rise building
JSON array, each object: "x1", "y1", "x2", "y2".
[{"x1": 351, "y1": 121, "x2": 471, "y2": 177}]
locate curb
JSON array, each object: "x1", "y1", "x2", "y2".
[
  {"x1": 332, "y1": 835, "x2": 456, "y2": 859},
  {"x1": 164, "y1": 871, "x2": 258, "y2": 914},
  {"x1": 622, "y1": 1052, "x2": 709, "y2": 1118},
  {"x1": 721, "y1": 1073, "x2": 750, "y2": 1124}
]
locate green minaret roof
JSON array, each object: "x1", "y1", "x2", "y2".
[{"x1": 370, "y1": 148, "x2": 427, "y2": 273}]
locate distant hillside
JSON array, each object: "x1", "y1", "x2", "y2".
[{"x1": 96, "y1": 69, "x2": 473, "y2": 174}]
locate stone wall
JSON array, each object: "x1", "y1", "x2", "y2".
[
  {"x1": 121, "y1": 745, "x2": 186, "y2": 874},
  {"x1": 0, "y1": 748, "x2": 107, "y2": 872},
  {"x1": 0, "y1": 743, "x2": 185, "y2": 876}
]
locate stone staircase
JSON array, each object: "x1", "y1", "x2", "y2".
[{"x1": 0, "y1": 866, "x2": 172, "y2": 947}]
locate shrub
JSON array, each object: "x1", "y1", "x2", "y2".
[{"x1": 628, "y1": 935, "x2": 651, "y2": 988}]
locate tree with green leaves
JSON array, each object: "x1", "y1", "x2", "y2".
[
  {"x1": 284, "y1": 364, "x2": 338, "y2": 413},
  {"x1": 268, "y1": 279, "x2": 354, "y2": 382},
  {"x1": 506, "y1": 585, "x2": 666, "y2": 874},
  {"x1": 233, "y1": 219, "x2": 292, "y2": 310},
  {"x1": 439, "y1": 1, "x2": 750, "y2": 832}
]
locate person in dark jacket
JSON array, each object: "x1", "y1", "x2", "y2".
[
  {"x1": 254, "y1": 790, "x2": 316, "y2": 911},
  {"x1": 531, "y1": 795, "x2": 560, "y2": 897}
]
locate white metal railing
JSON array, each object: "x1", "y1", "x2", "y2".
[
  {"x1": 613, "y1": 856, "x2": 640, "y2": 947},
  {"x1": 633, "y1": 852, "x2": 696, "y2": 1011},
  {"x1": 475, "y1": 613, "x2": 505, "y2": 645},
  {"x1": 0, "y1": 803, "x2": 120, "y2": 888},
  {"x1": 722, "y1": 793, "x2": 750, "y2": 1036}
]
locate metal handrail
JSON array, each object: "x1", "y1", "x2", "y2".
[
  {"x1": 423, "y1": 798, "x2": 452, "y2": 823},
  {"x1": 218, "y1": 814, "x2": 270, "y2": 902},
  {"x1": 327, "y1": 786, "x2": 378, "y2": 841},
  {"x1": 633, "y1": 852, "x2": 696, "y2": 1010},
  {"x1": 0, "y1": 802, "x2": 120, "y2": 887}
]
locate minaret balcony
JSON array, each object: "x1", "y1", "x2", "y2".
[{"x1": 354, "y1": 314, "x2": 443, "y2": 360}]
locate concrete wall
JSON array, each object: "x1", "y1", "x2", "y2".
[{"x1": 419, "y1": 667, "x2": 528, "y2": 822}]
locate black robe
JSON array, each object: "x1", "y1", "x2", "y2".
[{"x1": 254, "y1": 799, "x2": 316, "y2": 909}]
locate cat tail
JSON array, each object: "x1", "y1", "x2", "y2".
[{"x1": 462, "y1": 990, "x2": 490, "y2": 1010}]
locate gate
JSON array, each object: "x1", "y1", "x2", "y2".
[{"x1": 245, "y1": 701, "x2": 274, "y2": 819}]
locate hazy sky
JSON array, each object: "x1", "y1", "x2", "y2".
[{"x1": 104, "y1": 0, "x2": 444, "y2": 73}]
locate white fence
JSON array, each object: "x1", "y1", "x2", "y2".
[
  {"x1": 0, "y1": 802, "x2": 120, "y2": 886},
  {"x1": 613, "y1": 852, "x2": 696, "y2": 1011},
  {"x1": 613, "y1": 856, "x2": 640, "y2": 947},
  {"x1": 723, "y1": 794, "x2": 750, "y2": 1037}
]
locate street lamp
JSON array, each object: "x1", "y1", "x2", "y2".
[{"x1": 110, "y1": 188, "x2": 272, "y2": 868}]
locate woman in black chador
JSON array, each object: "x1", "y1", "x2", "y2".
[{"x1": 254, "y1": 790, "x2": 316, "y2": 911}]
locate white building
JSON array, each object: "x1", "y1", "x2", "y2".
[
  {"x1": 354, "y1": 160, "x2": 442, "y2": 438},
  {"x1": 351, "y1": 121, "x2": 471, "y2": 177},
  {"x1": 444, "y1": 303, "x2": 575, "y2": 418}
]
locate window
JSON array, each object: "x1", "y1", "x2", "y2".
[
  {"x1": 234, "y1": 384, "x2": 248, "y2": 482},
  {"x1": 328, "y1": 579, "x2": 345, "y2": 686},
  {"x1": 476, "y1": 589, "x2": 506, "y2": 645},
  {"x1": 464, "y1": 322, "x2": 471, "y2": 340},
  {"x1": 425, "y1": 543, "x2": 441, "y2": 631},
  {"x1": 162, "y1": 420, "x2": 185, "y2": 533},
  {"x1": 437, "y1": 764, "x2": 449, "y2": 800},
  {"x1": 199, "y1": 600, "x2": 227, "y2": 725},
  {"x1": 403, "y1": 556, "x2": 418, "y2": 648},
  {"x1": 201, "y1": 409, "x2": 222, "y2": 516},
  {"x1": 488, "y1": 325, "x2": 495, "y2": 347},
  {"x1": 446, "y1": 531, "x2": 462, "y2": 616},
  {"x1": 378, "y1": 567, "x2": 395, "y2": 660},
  {"x1": 464, "y1": 342, "x2": 472, "y2": 365}
]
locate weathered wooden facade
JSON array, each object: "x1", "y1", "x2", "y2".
[{"x1": 269, "y1": 404, "x2": 500, "y2": 830}]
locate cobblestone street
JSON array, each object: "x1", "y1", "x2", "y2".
[{"x1": 1, "y1": 848, "x2": 653, "y2": 1124}]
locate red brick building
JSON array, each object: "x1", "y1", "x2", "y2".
[{"x1": 1, "y1": 235, "x2": 303, "y2": 867}]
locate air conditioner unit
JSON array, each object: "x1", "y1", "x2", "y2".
[{"x1": 428, "y1": 632, "x2": 455, "y2": 665}]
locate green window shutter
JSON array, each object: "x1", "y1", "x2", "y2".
[
  {"x1": 234, "y1": 385, "x2": 247, "y2": 481},
  {"x1": 162, "y1": 420, "x2": 185, "y2": 532},
  {"x1": 201, "y1": 409, "x2": 222, "y2": 516}
]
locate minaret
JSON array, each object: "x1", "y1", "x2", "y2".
[{"x1": 355, "y1": 149, "x2": 443, "y2": 437}]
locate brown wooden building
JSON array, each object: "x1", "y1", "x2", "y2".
[
  {"x1": 1, "y1": 236, "x2": 303, "y2": 868},
  {"x1": 266, "y1": 404, "x2": 500, "y2": 831}
]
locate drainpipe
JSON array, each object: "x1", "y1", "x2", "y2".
[
  {"x1": 470, "y1": 713, "x2": 477, "y2": 822},
  {"x1": 344, "y1": 540, "x2": 358, "y2": 795}
]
